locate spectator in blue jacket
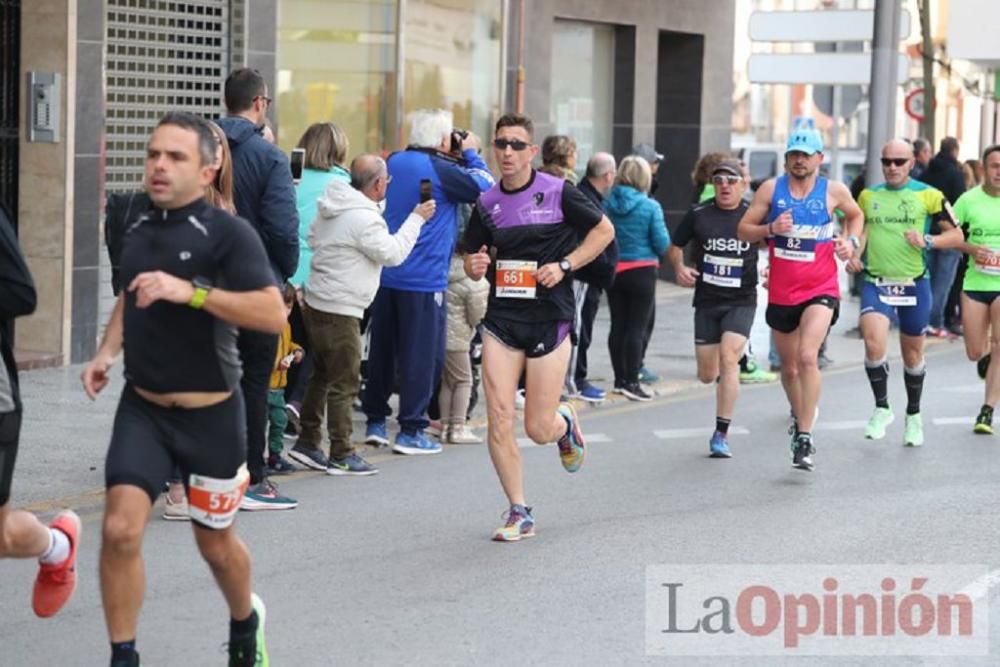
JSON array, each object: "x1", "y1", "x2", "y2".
[
  {"x1": 604, "y1": 155, "x2": 670, "y2": 402},
  {"x1": 217, "y1": 68, "x2": 299, "y2": 509},
  {"x1": 363, "y1": 109, "x2": 494, "y2": 455}
]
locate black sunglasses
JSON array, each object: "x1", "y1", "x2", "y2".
[
  {"x1": 880, "y1": 157, "x2": 909, "y2": 167},
  {"x1": 712, "y1": 175, "x2": 741, "y2": 185},
  {"x1": 493, "y1": 138, "x2": 531, "y2": 151},
  {"x1": 254, "y1": 95, "x2": 273, "y2": 105}
]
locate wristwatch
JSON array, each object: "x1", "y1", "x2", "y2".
[
  {"x1": 558, "y1": 258, "x2": 572, "y2": 273},
  {"x1": 923, "y1": 234, "x2": 935, "y2": 249},
  {"x1": 189, "y1": 276, "x2": 212, "y2": 309}
]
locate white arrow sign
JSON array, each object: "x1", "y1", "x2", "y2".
[
  {"x1": 749, "y1": 9, "x2": 912, "y2": 42},
  {"x1": 748, "y1": 53, "x2": 909, "y2": 85}
]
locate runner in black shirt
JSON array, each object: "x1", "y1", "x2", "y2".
[
  {"x1": 463, "y1": 113, "x2": 614, "y2": 542},
  {"x1": 81, "y1": 112, "x2": 285, "y2": 666},
  {"x1": 668, "y1": 159, "x2": 759, "y2": 458}
]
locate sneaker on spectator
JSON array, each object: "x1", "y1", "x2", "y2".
[
  {"x1": 287, "y1": 442, "x2": 329, "y2": 471},
  {"x1": 638, "y1": 366, "x2": 659, "y2": 384},
  {"x1": 425, "y1": 419, "x2": 444, "y2": 439},
  {"x1": 327, "y1": 453, "x2": 378, "y2": 476},
  {"x1": 162, "y1": 494, "x2": 190, "y2": 521},
  {"x1": 392, "y1": 431, "x2": 442, "y2": 455},
  {"x1": 447, "y1": 424, "x2": 482, "y2": 444},
  {"x1": 577, "y1": 384, "x2": 606, "y2": 402},
  {"x1": 514, "y1": 388, "x2": 526, "y2": 410},
  {"x1": 284, "y1": 404, "x2": 301, "y2": 436},
  {"x1": 365, "y1": 420, "x2": 389, "y2": 447},
  {"x1": 621, "y1": 382, "x2": 653, "y2": 402},
  {"x1": 266, "y1": 454, "x2": 299, "y2": 475},
  {"x1": 240, "y1": 479, "x2": 298, "y2": 511}
]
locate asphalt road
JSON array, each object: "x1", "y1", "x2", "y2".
[{"x1": 2, "y1": 341, "x2": 999, "y2": 665}]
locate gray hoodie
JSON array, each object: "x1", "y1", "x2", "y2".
[{"x1": 304, "y1": 180, "x2": 424, "y2": 318}]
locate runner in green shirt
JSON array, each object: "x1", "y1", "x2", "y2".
[
  {"x1": 855, "y1": 139, "x2": 962, "y2": 446},
  {"x1": 952, "y1": 145, "x2": 1000, "y2": 433}
]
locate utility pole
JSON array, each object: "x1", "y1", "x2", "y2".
[
  {"x1": 917, "y1": 0, "x2": 936, "y2": 145},
  {"x1": 865, "y1": 0, "x2": 902, "y2": 187}
]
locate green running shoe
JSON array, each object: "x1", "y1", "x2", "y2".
[
  {"x1": 740, "y1": 359, "x2": 778, "y2": 384},
  {"x1": 251, "y1": 593, "x2": 269, "y2": 667},
  {"x1": 864, "y1": 406, "x2": 894, "y2": 440},
  {"x1": 903, "y1": 413, "x2": 924, "y2": 447}
]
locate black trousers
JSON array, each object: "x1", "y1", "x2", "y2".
[
  {"x1": 238, "y1": 328, "x2": 279, "y2": 484},
  {"x1": 574, "y1": 284, "x2": 602, "y2": 385},
  {"x1": 283, "y1": 298, "x2": 313, "y2": 409},
  {"x1": 607, "y1": 267, "x2": 657, "y2": 386}
]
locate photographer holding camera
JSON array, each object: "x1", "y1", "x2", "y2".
[{"x1": 362, "y1": 109, "x2": 494, "y2": 455}]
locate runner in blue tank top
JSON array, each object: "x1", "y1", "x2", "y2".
[{"x1": 463, "y1": 113, "x2": 615, "y2": 542}]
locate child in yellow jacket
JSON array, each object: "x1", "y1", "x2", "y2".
[{"x1": 268, "y1": 286, "x2": 304, "y2": 472}]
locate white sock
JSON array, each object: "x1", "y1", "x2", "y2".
[{"x1": 39, "y1": 527, "x2": 71, "y2": 565}]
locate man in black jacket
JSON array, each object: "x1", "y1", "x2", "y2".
[
  {"x1": 0, "y1": 205, "x2": 82, "y2": 618},
  {"x1": 922, "y1": 137, "x2": 967, "y2": 335},
  {"x1": 217, "y1": 68, "x2": 300, "y2": 509}
]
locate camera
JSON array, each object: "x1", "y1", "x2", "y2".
[{"x1": 450, "y1": 128, "x2": 469, "y2": 154}]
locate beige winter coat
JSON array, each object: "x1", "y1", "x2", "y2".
[{"x1": 446, "y1": 256, "x2": 488, "y2": 352}]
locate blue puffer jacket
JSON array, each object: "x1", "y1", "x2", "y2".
[
  {"x1": 216, "y1": 116, "x2": 299, "y2": 282},
  {"x1": 604, "y1": 185, "x2": 669, "y2": 261},
  {"x1": 379, "y1": 148, "x2": 493, "y2": 292}
]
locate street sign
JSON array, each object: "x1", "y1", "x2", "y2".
[
  {"x1": 904, "y1": 88, "x2": 931, "y2": 122},
  {"x1": 749, "y1": 9, "x2": 912, "y2": 42},
  {"x1": 748, "y1": 53, "x2": 909, "y2": 85}
]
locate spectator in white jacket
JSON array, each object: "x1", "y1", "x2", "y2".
[{"x1": 288, "y1": 154, "x2": 436, "y2": 476}]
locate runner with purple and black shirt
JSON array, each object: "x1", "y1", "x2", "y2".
[{"x1": 463, "y1": 113, "x2": 615, "y2": 542}]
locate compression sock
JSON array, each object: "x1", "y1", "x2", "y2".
[
  {"x1": 864, "y1": 358, "x2": 890, "y2": 409},
  {"x1": 903, "y1": 363, "x2": 926, "y2": 415},
  {"x1": 110, "y1": 641, "x2": 139, "y2": 666},
  {"x1": 715, "y1": 417, "x2": 731, "y2": 435}
]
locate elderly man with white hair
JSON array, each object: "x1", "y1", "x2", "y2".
[{"x1": 363, "y1": 109, "x2": 494, "y2": 455}]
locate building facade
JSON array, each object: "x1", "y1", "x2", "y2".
[{"x1": 3, "y1": 0, "x2": 735, "y2": 367}]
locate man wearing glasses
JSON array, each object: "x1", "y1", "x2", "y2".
[
  {"x1": 217, "y1": 68, "x2": 300, "y2": 510},
  {"x1": 668, "y1": 159, "x2": 759, "y2": 459},
  {"x1": 855, "y1": 139, "x2": 962, "y2": 445},
  {"x1": 462, "y1": 113, "x2": 614, "y2": 542}
]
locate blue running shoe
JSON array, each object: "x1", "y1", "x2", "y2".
[
  {"x1": 578, "y1": 384, "x2": 606, "y2": 402},
  {"x1": 638, "y1": 366, "x2": 659, "y2": 384},
  {"x1": 392, "y1": 431, "x2": 443, "y2": 456},
  {"x1": 709, "y1": 431, "x2": 732, "y2": 458},
  {"x1": 365, "y1": 420, "x2": 389, "y2": 447},
  {"x1": 556, "y1": 402, "x2": 586, "y2": 472}
]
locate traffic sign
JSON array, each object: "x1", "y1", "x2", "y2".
[
  {"x1": 904, "y1": 88, "x2": 932, "y2": 122},
  {"x1": 748, "y1": 53, "x2": 909, "y2": 85},
  {"x1": 749, "y1": 9, "x2": 912, "y2": 42}
]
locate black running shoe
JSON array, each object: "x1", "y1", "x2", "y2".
[
  {"x1": 791, "y1": 435, "x2": 815, "y2": 471},
  {"x1": 974, "y1": 406, "x2": 994, "y2": 435},
  {"x1": 977, "y1": 354, "x2": 991, "y2": 380},
  {"x1": 621, "y1": 382, "x2": 653, "y2": 402}
]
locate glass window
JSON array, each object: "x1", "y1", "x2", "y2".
[
  {"x1": 401, "y1": 0, "x2": 502, "y2": 150},
  {"x1": 550, "y1": 21, "x2": 615, "y2": 177},
  {"x1": 276, "y1": 1, "x2": 398, "y2": 156}
]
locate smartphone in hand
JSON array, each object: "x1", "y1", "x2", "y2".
[
  {"x1": 419, "y1": 178, "x2": 432, "y2": 203},
  {"x1": 290, "y1": 148, "x2": 305, "y2": 184}
]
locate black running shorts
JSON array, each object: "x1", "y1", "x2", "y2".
[
  {"x1": 0, "y1": 409, "x2": 21, "y2": 506},
  {"x1": 766, "y1": 295, "x2": 840, "y2": 334},
  {"x1": 105, "y1": 384, "x2": 247, "y2": 506},
  {"x1": 694, "y1": 304, "x2": 756, "y2": 345},
  {"x1": 482, "y1": 317, "x2": 572, "y2": 359}
]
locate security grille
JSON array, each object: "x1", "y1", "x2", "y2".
[
  {"x1": 0, "y1": 0, "x2": 19, "y2": 228},
  {"x1": 105, "y1": 0, "x2": 230, "y2": 192}
]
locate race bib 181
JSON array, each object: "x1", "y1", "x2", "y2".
[{"x1": 702, "y1": 254, "x2": 743, "y2": 288}]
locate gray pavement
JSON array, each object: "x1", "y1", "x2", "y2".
[{"x1": 3, "y1": 278, "x2": 994, "y2": 665}]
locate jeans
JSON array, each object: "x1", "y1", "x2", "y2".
[{"x1": 927, "y1": 248, "x2": 962, "y2": 329}]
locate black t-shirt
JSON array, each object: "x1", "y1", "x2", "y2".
[
  {"x1": 463, "y1": 170, "x2": 603, "y2": 323},
  {"x1": 672, "y1": 199, "x2": 758, "y2": 307},
  {"x1": 120, "y1": 197, "x2": 277, "y2": 393}
]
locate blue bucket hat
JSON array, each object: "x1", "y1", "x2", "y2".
[{"x1": 785, "y1": 128, "x2": 824, "y2": 156}]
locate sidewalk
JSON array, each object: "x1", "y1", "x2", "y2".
[{"x1": 12, "y1": 272, "x2": 941, "y2": 511}]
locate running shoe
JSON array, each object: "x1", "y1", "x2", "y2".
[
  {"x1": 32, "y1": 510, "x2": 81, "y2": 618},
  {"x1": 326, "y1": 453, "x2": 378, "y2": 476},
  {"x1": 556, "y1": 402, "x2": 586, "y2": 473},
  {"x1": 447, "y1": 425, "x2": 482, "y2": 444},
  {"x1": 978, "y1": 353, "x2": 991, "y2": 380},
  {"x1": 791, "y1": 434, "x2": 815, "y2": 471},
  {"x1": 817, "y1": 352, "x2": 834, "y2": 370},
  {"x1": 492, "y1": 505, "x2": 535, "y2": 542},
  {"x1": 425, "y1": 419, "x2": 444, "y2": 439},
  {"x1": 227, "y1": 592, "x2": 269, "y2": 667},
  {"x1": 974, "y1": 406, "x2": 994, "y2": 435},
  {"x1": 163, "y1": 493, "x2": 191, "y2": 521},
  {"x1": 863, "y1": 406, "x2": 895, "y2": 440},
  {"x1": 578, "y1": 384, "x2": 607, "y2": 402},
  {"x1": 739, "y1": 359, "x2": 778, "y2": 384},
  {"x1": 364, "y1": 420, "x2": 389, "y2": 447},
  {"x1": 638, "y1": 366, "x2": 659, "y2": 384},
  {"x1": 621, "y1": 382, "x2": 653, "y2": 402},
  {"x1": 903, "y1": 413, "x2": 924, "y2": 447},
  {"x1": 240, "y1": 479, "x2": 298, "y2": 511},
  {"x1": 709, "y1": 431, "x2": 732, "y2": 458},
  {"x1": 287, "y1": 443, "x2": 329, "y2": 471},
  {"x1": 283, "y1": 404, "x2": 301, "y2": 436},
  {"x1": 392, "y1": 431, "x2": 442, "y2": 455},
  {"x1": 265, "y1": 454, "x2": 298, "y2": 476},
  {"x1": 514, "y1": 388, "x2": 526, "y2": 410}
]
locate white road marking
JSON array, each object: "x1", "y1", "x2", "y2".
[
  {"x1": 517, "y1": 432, "x2": 612, "y2": 448},
  {"x1": 810, "y1": 420, "x2": 869, "y2": 431},
  {"x1": 654, "y1": 426, "x2": 749, "y2": 439},
  {"x1": 942, "y1": 384, "x2": 984, "y2": 394},
  {"x1": 932, "y1": 416, "x2": 977, "y2": 426}
]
